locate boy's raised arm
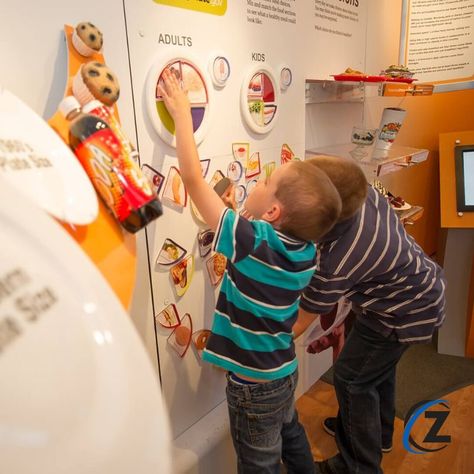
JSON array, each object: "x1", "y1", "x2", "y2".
[{"x1": 159, "y1": 69, "x2": 226, "y2": 230}]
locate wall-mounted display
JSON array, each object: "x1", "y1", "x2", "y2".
[
  {"x1": 209, "y1": 54, "x2": 231, "y2": 88},
  {"x1": 147, "y1": 55, "x2": 212, "y2": 147},
  {"x1": 241, "y1": 66, "x2": 280, "y2": 134},
  {"x1": 0, "y1": 88, "x2": 98, "y2": 225},
  {"x1": 280, "y1": 66, "x2": 292, "y2": 91}
]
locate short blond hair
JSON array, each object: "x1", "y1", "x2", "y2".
[
  {"x1": 306, "y1": 155, "x2": 367, "y2": 222},
  {"x1": 275, "y1": 161, "x2": 341, "y2": 242}
]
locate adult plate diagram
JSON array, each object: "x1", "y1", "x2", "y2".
[{"x1": 147, "y1": 55, "x2": 212, "y2": 147}]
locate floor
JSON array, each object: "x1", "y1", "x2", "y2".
[{"x1": 296, "y1": 380, "x2": 474, "y2": 474}]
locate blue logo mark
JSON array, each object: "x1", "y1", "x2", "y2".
[{"x1": 403, "y1": 399, "x2": 451, "y2": 454}]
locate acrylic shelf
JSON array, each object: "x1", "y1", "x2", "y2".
[{"x1": 305, "y1": 143, "x2": 429, "y2": 179}]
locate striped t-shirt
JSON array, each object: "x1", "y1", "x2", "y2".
[
  {"x1": 202, "y1": 208, "x2": 317, "y2": 380},
  {"x1": 301, "y1": 186, "x2": 446, "y2": 343}
]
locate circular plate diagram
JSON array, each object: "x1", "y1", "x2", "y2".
[
  {"x1": 241, "y1": 66, "x2": 280, "y2": 134},
  {"x1": 147, "y1": 55, "x2": 212, "y2": 147}
]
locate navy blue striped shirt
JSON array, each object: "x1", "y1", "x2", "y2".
[
  {"x1": 301, "y1": 186, "x2": 446, "y2": 343},
  {"x1": 202, "y1": 208, "x2": 317, "y2": 379}
]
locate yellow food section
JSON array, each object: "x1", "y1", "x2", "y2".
[{"x1": 48, "y1": 24, "x2": 136, "y2": 309}]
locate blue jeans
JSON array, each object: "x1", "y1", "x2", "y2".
[
  {"x1": 226, "y1": 370, "x2": 314, "y2": 474},
  {"x1": 329, "y1": 319, "x2": 408, "y2": 474}
]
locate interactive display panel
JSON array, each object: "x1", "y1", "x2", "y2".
[{"x1": 455, "y1": 145, "x2": 474, "y2": 212}]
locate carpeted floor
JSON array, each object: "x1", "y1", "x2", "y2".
[{"x1": 320, "y1": 339, "x2": 474, "y2": 419}]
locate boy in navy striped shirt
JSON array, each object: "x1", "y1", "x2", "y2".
[
  {"x1": 294, "y1": 155, "x2": 446, "y2": 474},
  {"x1": 159, "y1": 70, "x2": 341, "y2": 473}
]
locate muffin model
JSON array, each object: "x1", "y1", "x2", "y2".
[
  {"x1": 73, "y1": 61, "x2": 120, "y2": 106},
  {"x1": 72, "y1": 22, "x2": 103, "y2": 57}
]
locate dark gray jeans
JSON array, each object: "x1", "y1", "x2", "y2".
[
  {"x1": 226, "y1": 369, "x2": 314, "y2": 474},
  {"x1": 330, "y1": 319, "x2": 408, "y2": 474}
]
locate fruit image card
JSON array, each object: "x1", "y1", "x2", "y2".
[
  {"x1": 198, "y1": 229, "x2": 215, "y2": 258},
  {"x1": 168, "y1": 313, "x2": 193, "y2": 358},
  {"x1": 170, "y1": 255, "x2": 194, "y2": 297},
  {"x1": 156, "y1": 238, "x2": 187, "y2": 266},
  {"x1": 155, "y1": 303, "x2": 181, "y2": 329},
  {"x1": 163, "y1": 166, "x2": 187, "y2": 208},
  {"x1": 141, "y1": 164, "x2": 165, "y2": 196},
  {"x1": 206, "y1": 253, "x2": 227, "y2": 286},
  {"x1": 246, "y1": 152, "x2": 261, "y2": 179}
]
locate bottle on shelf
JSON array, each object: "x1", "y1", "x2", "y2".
[{"x1": 59, "y1": 96, "x2": 162, "y2": 233}]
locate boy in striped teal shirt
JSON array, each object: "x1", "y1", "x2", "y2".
[{"x1": 159, "y1": 70, "x2": 341, "y2": 473}]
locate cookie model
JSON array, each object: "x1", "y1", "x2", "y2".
[
  {"x1": 73, "y1": 61, "x2": 120, "y2": 106},
  {"x1": 175, "y1": 326, "x2": 191, "y2": 347},
  {"x1": 194, "y1": 330, "x2": 211, "y2": 350},
  {"x1": 72, "y1": 22, "x2": 103, "y2": 57}
]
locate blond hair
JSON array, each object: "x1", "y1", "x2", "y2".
[
  {"x1": 275, "y1": 161, "x2": 341, "y2": 241},
  {"x1": 306, "y1": 155, "x2": 368, "y2": 222}
]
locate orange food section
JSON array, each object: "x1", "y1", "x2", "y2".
[{"x1": 48, "y1": 25, "x2": 136, "y2": 309}]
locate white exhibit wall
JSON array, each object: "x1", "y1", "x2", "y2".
[{"x1": 0, "y1": 1, "x2": 400, "y2": 471}]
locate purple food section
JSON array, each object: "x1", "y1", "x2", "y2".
[{"x1": 191, "y1": 107, "x2": 205, "y2": 132}]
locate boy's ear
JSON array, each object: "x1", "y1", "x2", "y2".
[{"x1": 262, "y1": 203, "x2": 282, "y2": 223}]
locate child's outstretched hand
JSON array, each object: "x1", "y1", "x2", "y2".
[{"x1": 157, "y1": 69, "x2": 191, "y2": 123}]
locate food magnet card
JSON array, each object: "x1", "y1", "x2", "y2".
[
  {"x1": 167, "y1": 312, "x2": 193, "y2": 358},
  {"x1": 170, "y1": 255, "x2": 195, "y2": 297},
  {"x1": 155, "y1": 303, "x2": 181, "y2": 329},
  {"x1": 281, "y1": 144, "x2": 295, "y2": 165},
  {"x1": 156, "y1": 238, "x2": 187, "y2": 266},
  {"x1": 206, "y1": 253, "x2": 227, "y2": 286},
  {"x1": 192, "y1": 329, "x2": 212, "y2": 358},
  {"x1": 198, "y1": 229, "x2": 215, "y2": 258},
  {"x1": 232, "y1": 143, "x2": 249, "y2": 164},
  {"x1": 263, "y1": 161, "x2": 276, "y2": 178},
  {"x1": 141, "y1": 164, "x2": 165, "y2": 196},
  {"x1": 246, "y1": 152, "x2": 261, "y2": 179},
  {"x1": 163, "y1": 166, "x2": 187, "y2": 208}
]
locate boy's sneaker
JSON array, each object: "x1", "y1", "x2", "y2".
[{"x1": 321, "y1": 417, "x2": 393, "y2": 453}]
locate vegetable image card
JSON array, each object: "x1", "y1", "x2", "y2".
[
  {"x1": 167, "y1": 312, "x2": 193, "y2": 358},
  {"x1": 198, "y1": 229, "x2": 215, "y2": 258},
  {"x1": 156, "y1": 238, "x2": 187, "y2": 266},
  {"x1": 206, "y1": 253, "x2": 227, "y2": 286},
  {"x1": 232, "y1": 143, "x2": 249, "y2": 164},
  {"x1": 170, "y1": 255, "x2": 194, "y2": 297},
  {"x1": 141, "y1": 163, "x2": 165, "y2": 196},
  {"x1": 155, "y1": 303, "x2": 181, "y2": 329},
  {"x1": 163, "y1": 166, "x2": 187, "y2": 208},
  {"x1": 246, "y1": 152, "x2": 261, "y2": 179},
  {"x1": 263, "y1": 161, "x2": 276, "y2": 178},
  {"x1": 281, "y1": 143, "x2": 295, "y2": 165}
]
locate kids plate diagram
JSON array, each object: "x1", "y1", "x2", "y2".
[
  {"x1": 241, "y1": 66, "x2": 280, "y2": 134},
  {"x1": 147, "y1": 55, "x2": 212, "y2": 147}
]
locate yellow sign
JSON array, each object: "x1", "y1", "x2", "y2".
[{"x1": 154, "y1": 0, "x2": 227, "y2": 15}]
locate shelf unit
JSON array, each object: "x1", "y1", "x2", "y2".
[
  {"x1": 304, "y1": 78, "x2": 432, "y2": 227},
  {"x1": 305, "y1": 79, "x2": 434, "y2": 104},
  {"x1": 305, "y1": 143, "x2": 429, "y2": 179}
]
